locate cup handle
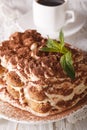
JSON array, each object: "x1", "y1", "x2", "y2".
[{"x1": 64, "y1": 10, "x2": 75, "y2": 26}]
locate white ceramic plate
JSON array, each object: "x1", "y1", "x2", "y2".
[{"x1": 17, "y1": 10, "x2": 86, "y2": 39}]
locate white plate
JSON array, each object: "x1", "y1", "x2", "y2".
[{"x1": 17, "y1": 10, "x2": 86, "y2": 39}]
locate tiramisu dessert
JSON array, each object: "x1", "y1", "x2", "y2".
[{"x1": 0, "y1": 29, "x2": 87, "y2": 117}]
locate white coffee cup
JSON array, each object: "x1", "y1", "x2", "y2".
[{"x1": 33, "y1": 0, "x2": 75, "y2": 37}]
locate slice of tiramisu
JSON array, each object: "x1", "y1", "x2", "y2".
[{"x1": 0, "y1": 30, "x2": 87, "y2": 117}]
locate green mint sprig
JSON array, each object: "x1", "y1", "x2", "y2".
[
  {"x1": 60, "y1": 51, "x2": 75, "y2": 80},
  {"x1": 40, "y1": 30, "x2": 75, "y2": 80}
]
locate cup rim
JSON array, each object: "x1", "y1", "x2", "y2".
[{"x1": 33, "y1": 0, "x2": 67, "y2": 8}]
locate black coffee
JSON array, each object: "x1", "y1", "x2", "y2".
[{"x1": 37, "y1": 0, "x2": 65, "y2": 6}]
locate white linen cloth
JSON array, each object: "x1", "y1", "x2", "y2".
[{"x1": 0, "y1": 0, "x2": 87, "y2": 123}]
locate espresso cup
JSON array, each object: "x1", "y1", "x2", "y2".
[{"x1": 33, "y1": 0, "x2": 75, "y2": 37}]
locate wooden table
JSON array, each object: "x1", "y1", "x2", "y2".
[{"x1": 0, "y1": 118, "x2": 87, "y2": 130}]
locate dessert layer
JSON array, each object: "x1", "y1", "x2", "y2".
[{"x1": 0, "y1": 30, "x2": 87, "y2": 116}]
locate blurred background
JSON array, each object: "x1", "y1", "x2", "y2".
[{"x1": 0, "y1": 0, "x2": 87, "y2": 44}]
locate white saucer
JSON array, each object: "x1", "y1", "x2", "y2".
[{"x1": 17, "y1": 10, "x2": 86, "y2": 38}]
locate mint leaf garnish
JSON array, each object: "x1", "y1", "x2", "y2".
[
  {"x1": 47, "y1": 38, "x2": 61, "y2": 51},
  {"x1": 60, "y1": 52, "x2": 75, "y2": 80},
  {"x1": 40, "y1": 30, "x2": 75, "y2": 80},
  {"x1": 41, "y1": 47, "x2": 58, "y2": 52},
  {"x1": 59, "y1": 29, "x2": 64, "y2": 48}
]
